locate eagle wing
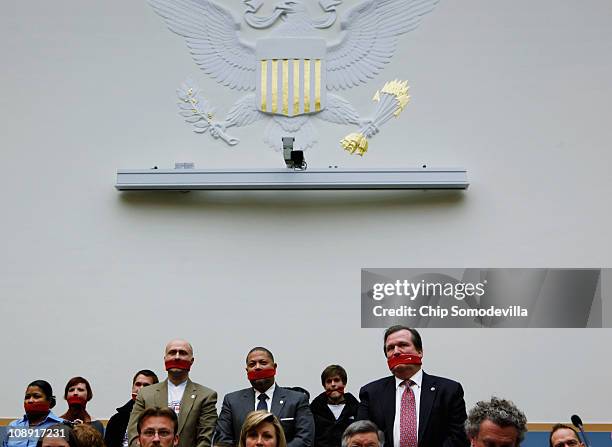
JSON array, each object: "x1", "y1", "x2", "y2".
[
  {"x1": 149, "y1": 0, "x2": 256, "y2": 91},
  {"x1": 326, "y1": 0, "x2": 439, "y2": 90}
]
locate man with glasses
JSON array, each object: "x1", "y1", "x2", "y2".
[
  {"x1": 137, "y1": 407, "x2": 179, "y2": 447},
  {"x1": 549, "y1": 424, "x2": 584, "y2": 447},
  {"x1": 341, "y1": 421, "x2": 384, "y2": 447}
]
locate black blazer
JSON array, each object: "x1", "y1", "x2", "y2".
[
  {"x1": 356, "y1": 372, "x2": 468, "y2": 447},
  {"x1": 105, "y1": 400, "x2": 133, "y2": 447},
  {"x1": 310, "y1": 392, "x2": 359, "y2": 447}
]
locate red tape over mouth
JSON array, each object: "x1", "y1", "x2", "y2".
[
  {"x1": 24, "y1": 401, "x2": 50, "y2": 414},
  {"x1": 324, "y1": 385, "x2": 345, "y2": 396},
  {"x1": 165, "y1": 359, "x2": 192, "y2": 371},
  {"x1": 387, "y1": 354, "x2": 422, "y2": 370},
  {"x1": 67, "y1": 395, "x2": 86, "y2": 406},
  {"x1": 247, "y1": 368, "x2": 276, "y2": 381}
]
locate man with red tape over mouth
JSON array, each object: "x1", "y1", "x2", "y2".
[
  {"x1": 357, "y1": 326, "x2": 469, "y2": 447},
  {"x1": 104, "y1": 369, "x2": 159, "y2": 447},
  {"x1": 214, "y1": 347, "x2": 314, "y2": 447},
  {"x1": 127, "y1": 339, "x2": 218, "y2": 447},
  {"x1": 309, "y1": 364, "x2": 359, "y2": 447}
]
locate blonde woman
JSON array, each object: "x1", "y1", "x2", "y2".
[{"x1": 238, "y1": 411, "x2": 287, "y2": 447}]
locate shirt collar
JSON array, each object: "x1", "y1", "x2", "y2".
[
  {"x1": 255, "y1": 382, "x2": 276, "y2": 400},
  {"x1": 395, "y1": 368, "x2": 423, "y2": 389},
  {"x1": 168, "y1": 379, "x2": 188, "y2": 390},
  {"x1": 18, "y1": 411, "x2": 63, "y2": 425}
]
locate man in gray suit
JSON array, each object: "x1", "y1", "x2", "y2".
[
  {"x1": 127, "y1": 339, "x2": 218, "y2": 447},
  {"x1": 214, "y1": 347, "x2": 314, "y2": 447}
]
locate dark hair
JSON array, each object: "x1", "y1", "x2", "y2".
[
  {"x1": 246, "y1": 347, "x2": 275, "y2": 363},
  {"x1": 341, "y1": 420, "x2": 384, "y2": 447},
  {"x1": 61, "y1": 377, "x2": 93, "y2": 423},
  {"x1": 321, "y1": 365, "x2": 347, "y2": 386},
  {"x1": 35, "y1": 424, "x2": 78, "y2": 447},
  {"x1": 73, "y1": 424, "x2": 105, "y2": 447},
  {"x1": 549, "y1": 424, "x2": 581, "y2": 447},
  {"x1": 27, "y1": 380, "x2": 56, "y2": 408},
  {"x1": 383, "y1": 326, "x2": 422, "y2": 353},
  {"x1": 137, "y1": 407, "x2": 179, "y2": 435},
  {"x1": 132, "y1": 369, "x2": 159, "y2": 385},
  {"x1": 63, "y1": 377, "x2": 93, "y2": 401}
]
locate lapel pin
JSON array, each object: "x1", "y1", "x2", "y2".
[
  {"x1": 430, "y1": 387, "x2": 435, "y2": 391},
  {"x1": 280, "y1": 400, "x2": 284, "y2": 404},
  {"x1": 191, "y1": 394, "x2": 196, "y2": 398}
]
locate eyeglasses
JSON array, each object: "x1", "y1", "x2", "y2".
[
  {"x1": 553, "y1": 440, "x2": 580, "y2": 447},
  {"x1": 141, "y1": 429, "x2": 174, "y2": 438}
]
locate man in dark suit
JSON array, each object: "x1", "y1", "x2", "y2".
[
  {"x1": 127, "y1": 339, "x2": 218, "y2": 447},
  {"x1": 214, "y1": 347, "x2": 314, "y2": 447},
  {"x1": 105, "y1": 369, "x2": 158, "y2": 447},
  {"x1": 357, "y1": 326, "x2": 468, "y2": 447}
]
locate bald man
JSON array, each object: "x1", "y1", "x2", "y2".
[{"x1": 127, "y1": 339, "x2": 218, "y2": 447}]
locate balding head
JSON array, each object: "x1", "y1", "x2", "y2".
[
  {"x1": 164, "y1": 339, "x2": 195, "y2": 385},
  {"x1": 165, "y1": 339, "x2": 194, "y2": 357}
]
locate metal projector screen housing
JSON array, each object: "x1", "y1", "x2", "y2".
[{"x1": 115, "y1": 168, "x2": 469, "y2": 191}]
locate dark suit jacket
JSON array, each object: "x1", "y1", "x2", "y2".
[
  {"x1": 310, "y1": 392, "x2": 359, "y2": 447},
  {"x1": 357, "y1": 372, "x2": 468, "y2": 447},
  {"x1": 127, "y1": 379, "x2": 218, "y2": 447},
  {"x1": 214, "y1": 385, "x2": 314, "y2": 447},
  {"x1": 105, "y1": 399, "x2": 133, "y2": 447}
]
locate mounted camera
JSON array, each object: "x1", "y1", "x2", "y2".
[{"x1": 282, "y1": 137, "x2": 306, "y2": 170}]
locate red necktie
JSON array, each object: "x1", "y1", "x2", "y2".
[{"x1": 399, "y1": 380, "x2": 417, "y2": 447}]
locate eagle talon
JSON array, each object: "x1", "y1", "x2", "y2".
[{"x1": 210, "y1": 122, "x2": 225, "y2": 138}]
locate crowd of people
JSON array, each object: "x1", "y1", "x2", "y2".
[{"x1": 1, "y1": 326, "x2": 586, "y2": 447}]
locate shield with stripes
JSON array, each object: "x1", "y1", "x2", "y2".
[{"x1": 256, "y1": 37, "x2": 327, "y2": 117}]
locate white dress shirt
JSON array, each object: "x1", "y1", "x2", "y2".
[
  {"x1": 393, "y1": 368, "x2": 422, "y2": 447},
  {"x1": 254, "y1": 382, "x2": 276, "y2": 412},
  {"x1": 168, "y1": 379, "x2": 187, "y2": 415}
]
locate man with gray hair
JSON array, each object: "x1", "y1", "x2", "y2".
[
  {"x1": 342, "y1": 421, "x2": 385, "y2": 447},
  {"x1": 465, "y1": 397, "x2": 527, "y2": 447}
]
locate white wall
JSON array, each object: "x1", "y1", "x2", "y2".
[{"x1": 2, "y1": 0, "x2": 612, "y2": 423}]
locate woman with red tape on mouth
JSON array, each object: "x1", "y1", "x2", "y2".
[
  {"x1": 4, "y1": 380, "x2": 64, "y2": 447},
  {"x1": 59, "y1": 377, "x2": 104, "y2": 436}
]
